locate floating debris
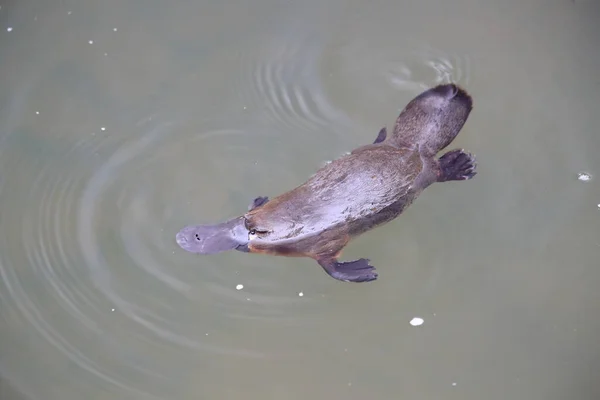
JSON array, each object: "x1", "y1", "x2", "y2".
[
  {"x1": 235, "y1": 284, "x2": 244, "y2": 290},
  {"x1": 409, "y1": 317, "x2": 424, "y2": 326},
  {"x1": 298, "y1": 292, "x2": 304, "y2": 297},
  {"x1": 88, "y1": 40, "x2": 94, "y2": 44},
  {"x1": 111, "y1": 308, "x2": 115, "y2": 312},
  {"x1": 577, "y1": 172, "x2": 592, "y2": 182},
  {"x1": 113, "y1": 28, "x2": 118, "y2": 32},
  {"x1": 452, "y1": 382, "x2": 457, "y2": 387},
  {"x1": 100, "y1": 127, "x2": 106, "y2": 131},
  {"x1": 7, "y1": 27, "x2": 13, "y2": 32}
]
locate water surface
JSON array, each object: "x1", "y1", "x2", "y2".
[{"x1": 1, "y1": 0, "x2": 599, "y2": 399}]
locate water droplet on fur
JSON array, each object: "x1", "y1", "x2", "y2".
[
  {"x1": 577, "y1": 172, "x2": 592, "y2": 182},
  {"x1": 410, "y1": 317, "x2": 424, "y2": 326},
  {"x1": 236, "y1": 284, "x2": 244, "y2": 290}
]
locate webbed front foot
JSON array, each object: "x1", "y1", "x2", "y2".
[
  {"x1": 248, "y1": 196, "x2": 269, "y2": 211},
  {"x1": 317, "y1": 257, "x2": 378, "y2": 282}
]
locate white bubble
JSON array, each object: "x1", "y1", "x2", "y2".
[
  {"x1": 100, "y1": 127, "x2": 106, "y2": 131},
  {"x1": 35, "y1": 111, "x2": 39, "y2": 115},
  {"x1": 236, "y1": 284, "x2": 244, "y2": 290},
  {"x1": 409, "y1": 317, "x2": 424, "y2": 326},
  {"x1": 298, "y1": 292, "x2": 304, "y2": 297},
  {"x1": 7, "y1": 27, "x2": 13, "y2": 32},
  {"x1": 111, "y1": 308, "x2": 115, "y2": 312},
  {"x1": 88, "y1": 40, "x2": 94, "y2": 44},
  {"x1": 577, "y1": 172, "x2": 592, "y2": 182}
]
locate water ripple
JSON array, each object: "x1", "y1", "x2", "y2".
[
  {"x1": 235, "y1": 34, "x2": 355, "y2": 136},
  {"x1": 321, "y1": 39, "x2": 472, "y2": 122}
]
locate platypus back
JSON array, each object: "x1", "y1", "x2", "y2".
[{"x1": 386, "y1": 84, "x2": 473, "y2": 157}]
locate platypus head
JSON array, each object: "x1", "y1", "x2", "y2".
[
  {"x1": 176, "y1": 217, "x2": 250, "y2": 254},
  {"x1": 175, "y1": 216, "x2": 272, "y2": 254}
]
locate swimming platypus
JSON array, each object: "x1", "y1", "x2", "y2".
[{"x1": 176, "y1": 84, "x2": 476, "y2": 283}]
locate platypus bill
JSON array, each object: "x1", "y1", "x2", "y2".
[{"x1": 176, "y1": 84, "x2": 477, "y2": 283}]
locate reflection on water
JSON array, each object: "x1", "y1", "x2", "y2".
[{"x1": 1, "y1": 0, "x2": 599, "y2": 399}]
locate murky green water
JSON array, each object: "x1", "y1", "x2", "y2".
[{"x1": 1, "y1": 0, "x2": 599, "y2": 399}]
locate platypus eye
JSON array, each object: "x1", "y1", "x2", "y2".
[{"x1": 248, "y1": 228, "x2": 268, "y2": 239}]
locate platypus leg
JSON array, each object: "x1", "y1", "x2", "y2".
[
  {"x1": 248, "y1": 196, "x2": 269, "y2": 211},
  {"x1": 317, "y1": 257, "x2": 378, "y2": 283},
  {"x1": 373, "y1": 126, "x2": 387, "y2": 144},
  {"x1": 437, "y1": 149, "x2": 477, "y2": 182}
]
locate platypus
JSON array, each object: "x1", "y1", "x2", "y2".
[{"x1": 176, "y1": 84, "x2": 476, "y2": 283}]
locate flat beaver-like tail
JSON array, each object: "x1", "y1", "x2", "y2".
[{"x1": 387, "y1": 84, "x2": 473, "y2": 157}]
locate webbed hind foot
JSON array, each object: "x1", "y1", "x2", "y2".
[
  {"x1": 373, "y1": 126, "x2": 387, "y2": 144},
  {"x1": 438, "y1": 149, "x2": 477, "y2": 182},
  {"x1": 317, "y1": 257, "x2": 378, "y2": 283}
]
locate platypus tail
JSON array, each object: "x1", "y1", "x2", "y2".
[{"x1": 387, "y1": 84, "x2": 473, "y2": 157}]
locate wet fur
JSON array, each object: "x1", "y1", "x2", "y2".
[
  {"x1": 245, "y1": 85, "x2": 473, "y2": 259},
  {"x1": 177, "y1": 84, "x2": 476, "y2": 282}
]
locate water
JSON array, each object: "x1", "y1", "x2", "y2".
[{"x1": 1, "y1": 0, "x2": 599, "y2": 399}]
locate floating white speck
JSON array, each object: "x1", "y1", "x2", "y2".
[
  {"x1": 113, "y1": 28, "x2": 118, "y2": 32},
  {"x1": 298, "y1": 292, "x2": 304, "y2": 297},
  {"x1": 577, "y1": 172, "x2": 592, "y2": 182},
  {"x1": 88, "y1": 40, "x2": 94, "y2": 44},
  {"x1": 236, "y1": 284, "x2": 244, "y2": 290},
  {"x1": 243, "y1": 106, "x2": 247, "y2": 110},
  {"x1": 111, "y1": 308, "x2": 115, "y2": 312},
  {"x1": 7, "y1": 27, "x2": 13, "y2": 32},
  {"x1": 67, "y1": 11, "x2": 72, "y2": 15},
  {"x1": 409, "y1": 317, "x2": 424, "y2": 326},
  {"x1": 104, "y1": 52, "x2": 108, "y2": 56},
  {"x1": 100, "y1": 127, "x2": 106, "y2": 131},
  {"x1": 452, "y1": 382, "x2": 457, "y2": 387},
  {"x1": 35, "y1": 111, "x2": 39, "y2": 115}
]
